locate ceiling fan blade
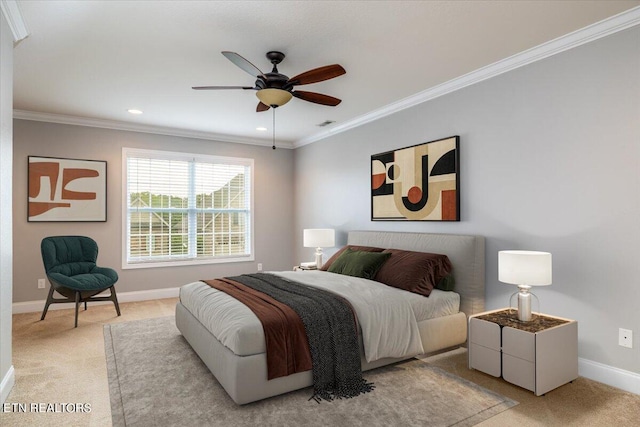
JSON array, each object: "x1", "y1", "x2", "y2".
[
  {"x1": 292, "y1": 90, "x2": 342, "y2": 106},
  {"x1": 256, "y1": 102, "x2": 271, "y2": 112},
  {"x1": 288, "y1": 64, "x2": 346, "y2": 86},
  {"x1": 192, "y1": 86, "x2": 255, "y2": 90},
  {"x1": 222, "y1": 51, "x2": 264, "y2": 77}
]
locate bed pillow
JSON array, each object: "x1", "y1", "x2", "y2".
[
  {"x1": 327, "y1": 248, "x2": 391, "y2": 280},
  {"x1": 435, "y1": 274, "x2": 456, "y2": 291},
  {"x1": 374, "y1": 249, "x2": 453, "y2": 297},
  {"x1": 320, "y1": 245, "x2": 385, "y2": 271}
]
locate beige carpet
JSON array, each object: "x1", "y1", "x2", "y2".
[
  {"x1": 7, "y1": 299, "x2": 640, "y2": 427},
  {"x1": 105, "y1": 316, "x2": 517, "y2": 427}
]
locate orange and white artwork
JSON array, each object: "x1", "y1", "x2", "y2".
[
  {"x1": 371, "y1": 136, "x2": 459, "y2": 221},
  {"x1": 28, "y1": 156, "x2": 107, "y2": 222}
]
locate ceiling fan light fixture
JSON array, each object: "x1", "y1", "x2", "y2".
[{"x1": 256, "y1": 88, "x2": 292, "y2": 107}]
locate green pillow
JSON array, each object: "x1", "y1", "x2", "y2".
[
  {"x1": 435, "y1": 274, "x2": 455, "y2": 291},
  {"x1": 327, "y1": 248, "x2": 391, "y2": 280}
]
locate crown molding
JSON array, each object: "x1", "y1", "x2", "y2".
[
  {"x1": 0, "y1": 0, "x2": 29, "y2": 42},
  {"x1": 13, "y1": 110, "x2": 295, "y2": 149},
  {"x1": 295, "y1": 6, "x2": 640, "y2": 148}
]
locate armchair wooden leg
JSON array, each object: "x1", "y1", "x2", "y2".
[
  {"x1": 40, "y1": 286, "x2": 55, "y2": 321},
  {"x1": 84, "y1": 301, "x2": 87, "y2": 311},
  {"x1": 74, "y1": 291, "x2": 80, "y2": 328},
  {"x1": 110, "y1": 286, "x2": 121, "y2": 316}
]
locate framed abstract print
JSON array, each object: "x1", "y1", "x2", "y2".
[
  {"x1": 28, "y1": 156, "x2": 107, "y2": 222},
  {"x1": 371, "y1": 136, "x2": 459, "y2": 221}
]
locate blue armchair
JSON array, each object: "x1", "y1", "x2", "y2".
[{"x1": 41, "y1": 236, "x2": 121, "y2": 327}]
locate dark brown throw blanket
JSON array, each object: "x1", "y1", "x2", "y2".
[
  {"x1": 204, "y1": 273, "x2": 374, "y2": 402},
  {"x1": 203, "y1": 277, "x2": 312, "y2": 379}
]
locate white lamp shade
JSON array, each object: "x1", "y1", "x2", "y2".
[
  {"x1": 499, "y1": 250, "x2": 552, "y2": 286},
  {"x1": 303, "y1": 229, "x2": 335, "y2": 248}
]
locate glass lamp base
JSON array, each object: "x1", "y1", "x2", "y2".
[
  {"x1": 518, "y1": 289, "x2": 532, "y2": 321},
  {"x1": 509, "y1": 286, "x2": 540, "y2": 322},
  {"x1": 314, "y1": 248, "x2": 323, "y2": 269}
]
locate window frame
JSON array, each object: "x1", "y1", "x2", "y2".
[{"x1": 121, "y1": 147, "x2": 254, "y2": 269}]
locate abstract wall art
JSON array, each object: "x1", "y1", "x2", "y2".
[
  {"x1": 371, "y1": 136, "x2": 459, "y2": 221},
  {"x1": 28, "y1": 156, "x2": 107, "y2": 222}
]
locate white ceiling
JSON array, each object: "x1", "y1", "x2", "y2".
[{"x1": 12, "y1": 1, "x2": 639, "y2": 148}]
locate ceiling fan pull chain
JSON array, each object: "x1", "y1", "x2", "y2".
[{"x1": 272, "y1": 107, "x2": 276, "y2": 150}]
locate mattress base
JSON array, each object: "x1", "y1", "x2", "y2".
[{"x1": 175, "y1": 301, "x2": 467, "y2": 405}]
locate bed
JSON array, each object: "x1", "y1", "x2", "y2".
[{"x1": 175, "y1": 231, "x2": 485, "y2": 404}]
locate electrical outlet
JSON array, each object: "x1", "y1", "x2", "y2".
[
  {"x1": 619, "y1": 328, "x2": 633, "y2": 349},
  {"x1": 38, "y1": 278, "x2": 46, "y2": 289},
  {"x1": 257, "y1": 263, "x2": 263, "y2": 271}
]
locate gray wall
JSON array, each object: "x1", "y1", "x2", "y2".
[
  {"x1": 294, "y1": 27, "x2": 640, "y2": 373},
  {"x1": 13, "y1": 121, "x2": 295, "y2": 302},
  {"x1": 1, "y1": 12, "x2": 15, "y2": 402}
]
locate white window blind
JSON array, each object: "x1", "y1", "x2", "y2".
[{"x1": 123, "y1": 148, "x2": 253, "y2": 268}]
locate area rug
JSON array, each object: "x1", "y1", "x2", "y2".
[{"x1": 105, "y1": 317, "x2": 517, "y2": 427}]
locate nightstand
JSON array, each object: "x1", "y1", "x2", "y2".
[{"x1": 468, "y1": 308, "x2": 578, "y2": 396}]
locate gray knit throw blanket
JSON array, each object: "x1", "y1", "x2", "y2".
[{"x1": 227, "y1": 273, "x2": 374, "y2": 402}]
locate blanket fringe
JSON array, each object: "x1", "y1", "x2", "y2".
[{"x1": 309, "y1": 380, "x2": 375, "y2": 403}]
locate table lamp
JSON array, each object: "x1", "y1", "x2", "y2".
[
  {"x1": 303, "y1": 229, "x2": 335, "y2": 269},
  {"x1": 498, "y1": 250, "x2": 552, "y2": 322}
]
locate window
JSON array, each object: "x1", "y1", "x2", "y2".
[{"x1": 122, "y1": 148, "x2": 253, "y2": 268}]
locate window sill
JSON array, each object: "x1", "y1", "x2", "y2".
[{"x1": 122, "y1": 255, "x2": 255, "y2": 270}]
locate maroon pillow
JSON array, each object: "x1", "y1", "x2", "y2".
[
  {"x1": 321, "y1": 245, "x2": 385, "y2": 271},
  {"x1": 374, "y1": 249, "x2": 453, "y2": 297}
]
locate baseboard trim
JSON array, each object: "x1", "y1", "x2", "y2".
[
  {"x1": 1, "y1": 365, "x2": 15, "y2": 404},
  {"x1": 579, "y1": 357, "x2": 640, "y2": 395},
  {"x1": 12, "y1": 287, "x2": 180, "y2": 314}
]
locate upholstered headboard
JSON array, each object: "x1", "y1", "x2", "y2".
[{"x1": 347, "y1": 231, "x2": 485, "y2": 316}]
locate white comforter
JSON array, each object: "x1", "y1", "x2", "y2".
[
  {"x1": 181, "y1": 271, "x2": 426, "y2": 363},
  {"x1": 272, "y1": 271, "x2": 425, "y2": 362}
]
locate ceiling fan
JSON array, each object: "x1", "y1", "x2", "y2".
[{"x1": 192, "y1": 51, "x2": 346, "y2": 112}]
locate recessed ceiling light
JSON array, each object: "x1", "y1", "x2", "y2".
[
  {"x1": 256, "y1": 127, "x2": 268, "y2": 131},
  {"x1": 127, "y1": 109, "x2": 143, "y2": 115}
]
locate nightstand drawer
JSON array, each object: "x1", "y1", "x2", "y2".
[
  {"x1": 469, "y1": 318, "x2": 501, "y2": 350},
  {"x1": 502, "y1": 327, "x2": 535, "y2": 362},
  {"x1": 503, "y1": 354, "x2": 535, "y2": 392},
  {"x1": 469, "y1": 343, "x2": 501, "y2": 377}
]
